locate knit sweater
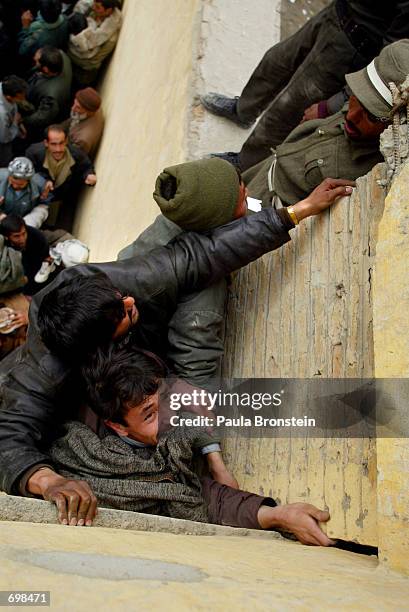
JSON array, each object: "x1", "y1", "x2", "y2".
[{"x1": 50, "y1": 419, "x2": 219, "y2": 522}]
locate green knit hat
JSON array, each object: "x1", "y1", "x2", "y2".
[{"x1": 153, "y1": 158, "x2": 240, "y2": 231}]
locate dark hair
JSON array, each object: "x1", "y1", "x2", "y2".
[
  {"x1": 68, "y1": 11, "x2": 87, "y2": 35},
  {"x1": 39, "y1": 46, "x2": 63, "y2": 74},
  {"x1": 44, "y1": 123, "x2": 67, "y2": 139},
  {"x1": 2, "y1": 75, "x2": 28, "y2": 97},
  {"x1": 39, "y1": 0, "x2": 62, "y2": 23},
  {"x1": 38, "y1": 272, "x2": 126, "y2": 362},
  {"x1": 0, "y1": 214, "x2": 25, "y2": 236},
  {"x1": 99, "y1": 0, "x2": 120, "y2": 10},
  {"x1": 82, "y1": 345, "x2": 167, "y2": 424}
]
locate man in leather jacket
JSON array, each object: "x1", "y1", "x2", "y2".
[{"x1": 0, "y1": 177, "x2": 353, "y2": 526}]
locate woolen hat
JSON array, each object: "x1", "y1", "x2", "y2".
[
  {"x1": 153, "y1": 158, "x2": 240, "y2": 231},
  {"x1": 346, "y1": 39, "x2": 409, "y2": 119},
  {"x1": 76, "y1": 87, "x2": 101, "y2": 112}
]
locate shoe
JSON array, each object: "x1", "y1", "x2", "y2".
[
  {"x1": 210, "y1": 151, "x2": 241, "y2": 169},
  {"x1": 34, "y1": 260, "x2": 56, "y2": 283},
  {"x1": 200, "y1": 93, "x2": 254, "y2": 129}
]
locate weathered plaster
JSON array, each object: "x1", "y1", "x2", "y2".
[
  {"x1": 2, "y1": 521, "x2": 409, "y2": 610},
  {"x1": 373, "y1": 161, "x2": 409, "y2": 575}
]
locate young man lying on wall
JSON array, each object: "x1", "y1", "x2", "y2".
[{"x1": 49, "y1": 344, "x2": 334, "y2": 546}]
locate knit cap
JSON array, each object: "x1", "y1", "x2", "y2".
[
  {"x1": 153, "y1": 158, "x2": 240, "y2": 231},
  {"x1": 76, "y1": 88, "x2": 101, "y2": 112},
  {"x1": 346, "y1": 39, "x2": 409, "y2": 119}
]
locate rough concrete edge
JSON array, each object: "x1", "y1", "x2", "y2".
[
  {"x1": 0, "y1": 495, "x2": 282, "y2": 540},
  {"x1": 185, "y1": 0, "x2": 206, "y2": 160}
]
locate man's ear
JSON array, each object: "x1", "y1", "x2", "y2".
[{"x1": 105, "y1": 419, "x2": 129, "y2": 436}]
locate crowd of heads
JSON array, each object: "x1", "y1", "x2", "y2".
[{"x1": 0, "y1": 0, "x2": 121, "y2": 358}]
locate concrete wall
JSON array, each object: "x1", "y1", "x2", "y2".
[
  {"x1": 74, "y1": 0, "x2": 200, "y2": 262},
  {"x1": 221, "y1": 166, "x2": 387, "y2": 546},
  {"x1": 373, "y1": 163, "x2": 409, "y2": 575}
]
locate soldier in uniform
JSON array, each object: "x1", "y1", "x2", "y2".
[{"x1": 241, "y1": 40, "x2": 409, "y2": 207}]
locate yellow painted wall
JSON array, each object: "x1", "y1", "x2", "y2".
[
  {"x1": 373, "y1": 163, "x2": 409, "y2": 575},
  {"x1": 74, "y1": 0, "x2": 200, "y2": 262},
  {"x1": 221, "y1": 167, "x2": 387, "y2": 546}
]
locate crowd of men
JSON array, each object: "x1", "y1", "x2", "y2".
[
  {"x1": 0, "y1": 1, "x2": 408, "y2": 547},
  {"x1": 0, "y1": 0, "x2": 121, "y2": 355}
]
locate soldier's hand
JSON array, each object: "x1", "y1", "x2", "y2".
[
  {"x1": 301, "y1": 103, "x2": 320, "y2": 123},
  {"x1": 27, "y1": 468, "x2": 98, "y2": 526},
  {"x1": 292, "y1": 178, "x2": 355, "y2": 221}
]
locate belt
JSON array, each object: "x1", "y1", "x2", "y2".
[{"x1": 335, "y1": 0, "x2": 382, "y2": 58}]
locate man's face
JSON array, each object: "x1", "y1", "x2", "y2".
[
  {"x1": 112, "y1": 296, "x2": 139, "y2": 339},
  {"x1": 107, "y1": 391, "x2": 160, "y2": 446},
  {"x1": 8, "y1": 176, "x2": 29, "y2": 191},
  {"x1": 345, "y1": 95, "x2": 388, "y2": 140},
  {"x1": 71, "y1": 98, "x2": 89, "y2": 116},
  {"x1": 93, "y1": 2, "x2": 112, "y2": 18},
  {"x1": 45, "y1": 130, "x2": 67, "y2": 161},
  {"x1": 33, "y1": 49, "x2": 42, "y2": 69},
  {"x1": 5, "y1": 92, "x2": 26, "y2": 103},
  {"x1": 8, "y1": 226, "x2": 28, "y2": 250},
  {"x1": 234, "y1": 181, "x2": 248, "y2": 219}
]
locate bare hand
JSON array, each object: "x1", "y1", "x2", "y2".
[
  {"x1": 0, "y1": 196, "x2": 4, "y2": 206},
  {"x1": 259, "y1": 502, "x2": 335, "y2": 546},
  {"x1": 21, "y1": 10, "x2": 34, "y2": 28},
  {"x1": 27, "y1": 468, "x2": 98, "y2": 526},
  {"x1": 10, "y1": 311, "x2": 28, "y2": 327},
  {"x1": 206, "y1": 452, "x2": 239, "y2": 489},
  {"x1": 85, "y1": 174, "x2": 97, "y2": 186},
  {"x1": 301, "y1": 103, "x2": 320, "y2": 123},
  {"x1": 41, "y1": 180, "x2": 54, "y2": 200},
  {"x1": 292, "y1": 178, "x2": 355, "y2": 221},
  {"x1": 19, "y1": 123, "x2": 27, "y2": 139}
]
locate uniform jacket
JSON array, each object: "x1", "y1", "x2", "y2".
[
  {"x1": 0, "y1": 207, "x2": 293, "y2": 494},
  {"x1": 243, "y1": 107, "x2": 383, "y2": 206}
]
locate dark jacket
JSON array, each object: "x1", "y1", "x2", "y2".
[
  {"x1": 25, "y1": 141, "x2": 95, "y2": 187},
  {"x1": 0, "y1": 207, "x2": 293, "y2": 494},
  {"x1": 24, "y1": 51, "x2": 72, "y2": 137},
  {"x1": 345, "y1": 1, "x2": 409, "y2": 44},
  {"x1": 18, "y1": 15, "x2": 70, "y2": 57}
]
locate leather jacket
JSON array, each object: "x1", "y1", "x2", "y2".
[{"x1": 0, "y1": 207, "x2": 293, "y2": 494}]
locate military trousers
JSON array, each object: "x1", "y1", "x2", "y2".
[{"x1": 236, "y1": 3, "x2": 373, "y2": 170}]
